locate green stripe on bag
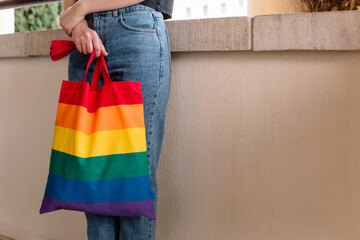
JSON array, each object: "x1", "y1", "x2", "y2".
[{"x1": 49, "y1": 149, "x2": 150, "y2": 181}]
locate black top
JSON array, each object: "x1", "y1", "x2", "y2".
[{"x1": 140, "y1": 0, "x2": 174, "y2": 20}]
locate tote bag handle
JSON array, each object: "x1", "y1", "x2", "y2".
[
  {"x1": 82, "y1": 47, "x2": 111, "y2": 86},
  {"x1": 49, "y1": 40, "x2": 111, "y2": 86}
]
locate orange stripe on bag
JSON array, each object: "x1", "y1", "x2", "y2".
[{"x1": 55, "y1": 103, "x2": 145, "y2": 134}]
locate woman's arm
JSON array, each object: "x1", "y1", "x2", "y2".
[
  {"x1": 62, "y1": 0, "x2": 77, "y2": 13},
  {"x1": 60, "y1": 0, "x2": 144, "y2": 55},
  {"x1": 61, "y1": 0, "x2": 108, "y2": 57},
  {"x1": 60, "y1": 0, "x2": 144, "y2": 57},
  {"x1": 61, "y1": 0, "x2": 145, "y2": 37}
]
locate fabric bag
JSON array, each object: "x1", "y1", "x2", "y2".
[{"x1": 39, "y1": 40, "x2": 156, "y2": 220}]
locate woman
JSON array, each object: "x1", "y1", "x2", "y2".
[{"x1": 59, "y1": 0, "x2": 173, "y2": 239}]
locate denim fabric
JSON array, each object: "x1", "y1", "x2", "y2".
[{"x1": 67, "y1": 3, "x2": 171, "y2": 240}]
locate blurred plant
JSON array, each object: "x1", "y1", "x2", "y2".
[
  {"x1": 298, "y1": 0, "x2": 360, "y2": 12},
  {"x1": 15, "y1": 2, "x2": 63, "y2": 32}
]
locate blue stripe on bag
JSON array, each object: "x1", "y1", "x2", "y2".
[{"x1": 45, "y1": 173, "x2": 152, "y2": 203}]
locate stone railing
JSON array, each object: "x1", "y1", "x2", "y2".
[{"x1": 0, "y1": 10, "x2": 360, "y2": 57}]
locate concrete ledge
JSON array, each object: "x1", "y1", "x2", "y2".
[
  {"x1": 253, "y1": 10, "x2": 360, "y2": 51},
  {"x1": 1, "y1": 10, "x2": 360, "y2": 57},
  {"x1": 0, "y1": 29, "x2": 72, "y2": 58},
  {"x1": 166, "y1": 17, "x2": 251, "y2": 52},
  {"x1": 0, "y1": 32, "x2": 27, "y2": 58},
  {"x1": 27, "y1": 29, "x2": 70, "y2": 56}
]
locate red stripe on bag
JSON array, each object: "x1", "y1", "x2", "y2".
[{"x1": 59, "y1": 80, "x2": 143, "y2": 111}]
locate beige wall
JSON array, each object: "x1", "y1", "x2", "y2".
[
  {"x1": 1, "y1": 50, "x2": 360, "y2": 239},
  {"x1": 248, "y1": 0, "x2": 300, "y2": 16}
]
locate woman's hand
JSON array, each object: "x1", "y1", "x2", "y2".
[{"x1": 70, "y1": 19, "x2": 109, "y2": 58}]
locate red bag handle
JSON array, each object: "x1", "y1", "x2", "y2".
[
  {"x1": 83, "y1": 48, "x2": 111, "y2": 86},
  {"x1": 49, "y1": 40, "x2": 111, "y2": 86}
]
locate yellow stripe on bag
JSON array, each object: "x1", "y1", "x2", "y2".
[{"x1": 52, "y1": 125, "x2": 147, "y2": 158}]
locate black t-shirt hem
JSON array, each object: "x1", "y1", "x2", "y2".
[{"x1": 139, "y1": 2, "x2": 173, "y2": 20}]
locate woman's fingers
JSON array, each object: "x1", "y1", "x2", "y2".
[
  {"x1": 101, "y1": 44, "x2": 109, "y2": 57},
  {"x1": 92, "y1": 36, "x2": 102, "y2": 58},
  {"x1": 81, "y1": 40, "x2": 88, "y2": 54},
  {"x1": 71, "y1": 21, "x2": 108, "y2": 57},
  {"x1": 85, "y1": 33, "x2": 94, "y2": 55},
  {"x1": 74, "y1": 40, "x2": 82, "y2": 54},
  {"x1": 93, "y1": 34, "x2": 108, "y2": 57}
]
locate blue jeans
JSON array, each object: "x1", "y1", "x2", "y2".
[{"x1": 67, "y1": 3, "x2": 171, "y2": 240}]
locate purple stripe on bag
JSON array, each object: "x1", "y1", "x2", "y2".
[{"x1": 39, "y1": 194, "x2": 156, "y2": 220}]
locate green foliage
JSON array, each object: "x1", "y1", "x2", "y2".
[{"x1": 15, "y1": 2, "x2": 63, "y2": 32}]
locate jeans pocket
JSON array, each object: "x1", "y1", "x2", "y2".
[{"x1": 118, "y1": 10, "x2": 157, "y2": 33}]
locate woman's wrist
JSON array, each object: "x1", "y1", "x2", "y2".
[{"x1": 70, "y1": 18, "x2": 88, "y2": 37}]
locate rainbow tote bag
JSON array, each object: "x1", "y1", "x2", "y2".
[{"x1": 39, "y1": 40, "x2": 156, "y2": 220}]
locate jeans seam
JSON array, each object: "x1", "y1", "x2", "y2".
[
  {"x1": 106, "y1": 217, "x2": 111, "y2": 240},
  {"x1": 146, "y1": 13, "x2": 164, "y2": 192},
  {"x1": 148, "y1": 218, "x2": 153, "y2": 239}
]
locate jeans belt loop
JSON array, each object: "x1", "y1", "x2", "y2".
[{"x1": 112, "y1": 9, "x2": 118, "y2": 18}]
